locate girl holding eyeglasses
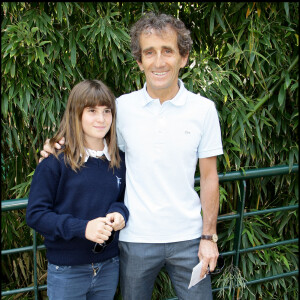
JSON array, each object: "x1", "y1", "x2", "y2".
[{"x1": 26, "y1": 79, "x2": 129, "y2": 300}]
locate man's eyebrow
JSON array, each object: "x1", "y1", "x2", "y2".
[
  {"x1": 142, "y1": 47, "x2": 154, "y2": 53},
  {"x1": 142, "y1": 46, "x2": 175, "y2": 53}
]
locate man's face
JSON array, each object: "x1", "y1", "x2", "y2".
[{"x1": 137, "y1": 27, "x2": 188, "y2": 100}]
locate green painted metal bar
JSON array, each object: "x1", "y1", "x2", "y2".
[
  {"x1": 217, "y1": 213, "x2": 239, "y2": 221},
  {"x1": 218, "y1": 237, "x2": 299, "y2": 257},
  {"x1": 1, "y1": 285, "x2": 47, "y2": 296},
  {"x1": 239, "y1": 238, "x2": 298, "y2": 253},
  {"x1": 194, "y1": 164, "x2": 299, "y2": 184},
  {"x1": 1, "y1": 244, "x2": 46, "y2": 255},
  {"x1": 233, "y1": 181, "x2": 246, "y2": 267},
  {"x1": 216, "y1": 204, "x2": 298, "y2": 222},
  {"x1": 1, "y1": 198, "x2": 28, "y2": 211},
  {"x1": 33, "y1": 230, "x2": 38, "y2": 300},
  {"x1": 218, "y1": 250, "x2": 236, "y2": 257},
  {"x1": 2, "y1": 245, "x2": 35, "y2": 255},
  {"x1": 218, "y1": 164, "x2": 299, "y2": 182},
  {"x1": 244, "y1": 270, "x2": 299, "y2": 286},
  {"x1": 244, "y1": 204, "x2": 298, "y2": 217},
  {"x1": 231, "y1": 180, "x2": 246, "y2": 298}
]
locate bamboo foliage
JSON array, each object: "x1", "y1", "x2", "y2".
[{"x1": 1, "y1": 2, "x2": 298, "y2": 299}]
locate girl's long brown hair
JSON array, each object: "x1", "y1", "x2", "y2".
[{"x1": 50, "y1": 80, "x2": 120, "y2": 171}]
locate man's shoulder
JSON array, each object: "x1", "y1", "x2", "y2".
[
  {"x1": 116, "y1": 89, "x2": 143, "y2": 104},
  {"x1": 185, "y1": 89, "x2": 215, "y2": 108}
]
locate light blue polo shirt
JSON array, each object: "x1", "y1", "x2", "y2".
[{"x1": 116, "y1": 80, "x2": 223, "y2": 243}]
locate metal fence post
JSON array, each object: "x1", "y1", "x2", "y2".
[
  {"x1": 33, "y1": 230, "x2": 38, "y2": 300},
  {"x1": 232, "y1": 180, "x2": 247, "y2": 298}
]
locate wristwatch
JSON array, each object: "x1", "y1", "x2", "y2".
[{"x1": 201, "y1": 234, "x2": 218, "y2": 243}]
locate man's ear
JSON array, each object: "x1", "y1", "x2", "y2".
[
  {"x1": 137, "y1": 60, "x2": 144, "y2": 72},
  {"x1": 180, "y1": 54, "x2": 189, "y2": 68}
]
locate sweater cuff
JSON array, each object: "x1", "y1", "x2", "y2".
[
  {"x1": 67, "y1": 218, "x2": 89, "y2": 239},
  {"x1": 107, "y1": 203, "x2": 129, "y2": 224}
]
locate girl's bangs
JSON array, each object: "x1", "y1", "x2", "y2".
[{"x1": 84, "y1": 91, "x2": 113, "y2": 108}]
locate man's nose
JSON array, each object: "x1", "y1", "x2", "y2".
[{"x1": 154, "y1": 52, "x2": 165, "y2": 68}]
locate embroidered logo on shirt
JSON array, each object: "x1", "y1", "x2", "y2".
[
  {"x1": 185, "y1": 130, "x2": 191, "y2": 135},
  {"x1": 116, "y1": 176, "x2": 122, "y2": 188}
]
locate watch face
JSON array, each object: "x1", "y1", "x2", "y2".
[{"x1": 212, "y1": 234, "x2": 218, "y2": 242}]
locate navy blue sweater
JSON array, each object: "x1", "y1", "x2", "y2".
[{"x1": 26, "y1": 151, "x2": 128, "y2": 265}]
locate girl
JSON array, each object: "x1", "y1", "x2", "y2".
[{"x1": 26, "y1": 79, "x2": 129, "y2": 300}]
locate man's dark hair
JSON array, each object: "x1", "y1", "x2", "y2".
[{"x1": 130, "y1": 12, "x2": 193, "y2": 63}]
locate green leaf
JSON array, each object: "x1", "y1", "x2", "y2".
[
  {"x1": 9, "y1": 48, "x2": 18, "y2": 58},
  {"x1": 284, "y1": 72, "x2": 291, "y2": 89},
  {"x1": 249, "y1": 52, "x2": 255, "y2": 66},
  {"x1": 39, "y1": 41, "x2": 51, "y2": 46},
  {"x1": 284, "y1": 2, "x2": 289, "y2": 20},
  {"x1": 264, "y1": 109, "x2": 277, "y2": 125},
  {"x1": 37, "y1": 47, "x2": 45, "y2": 65},
  {"x1": 77, "y1": 40, "x2": 87, "y2": 55},
  {"x1": 61, "y1": 3, "x2": 69, "y2": 28},
  {"x1": 215, "y1": 9, "x2": 225, "y2": 30},
  {"x1": 12, "y1": 127, "x2": 21, "y2": 150},
  {"x1": 62, "y1": 57, "x2": 73, "y2": 75},
  {"x1": 9, "y1": 85, "x2": 14, "y2": 99},
  {"x1": 210, "y1": 8, "x2": 215, "y2": 36},
  {"x1": 27, "y1": 53, "x2": 35, "y2": 65},
  {"x1": 253, "y1": 116, "x2": 262, "y2": 144},
  {"x1": 2, "y1": 94, "x2": 8, "y2": 117},
  {"x1": 31, "y1": 27, "x2": 39, "y2": 33},
  {"x1": 48, "y1": 110, "x2": 56, "y2": 124},
  {"x1": 71, "y1": 43, "x2": 76, "y2": 68},
  {"x1": 4, "y1": 59, "x2": 12, "y2": 74},
  {"x1": 278, "y1": 85, "x2": 286, "y2": 106},
  {"x1": 59, "y1": 72, "x2": 63, "y2": 88},
  {"x1": 288, "y1": 150, "x2": 294, "y2": 171},
  {"x1": 227, "y1": 81, "x2": 248, "y2": 104},
  {"x1": 281, "y1": 256, "x2": 290, "y2": 270},
  {"x1": 10, "y1": 61, "x2": 15, "y2": 78},
  {"x1": 57, "y1": 2, "x2": 63, "y2": 23},
  {"x1": 223, "y1": 151, "x2": 231, "y2": 168},
  {"x1": 219, "y1": 84, "x2": 228, "y2": 96}
]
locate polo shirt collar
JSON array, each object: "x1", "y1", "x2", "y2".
[
  {"x1": 142, "y1": 79, "x2": 187, "y2": 107},
  {"x1": 83, "y1": 139, "x2": 111, "y2": 162}
]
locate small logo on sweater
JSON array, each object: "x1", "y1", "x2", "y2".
[
  {"x1": 185, "y1": 130, "x2": 191, "y2": 135},
  {"x1": 116, "y1": 176, "x2": 122, "y2": 188}
]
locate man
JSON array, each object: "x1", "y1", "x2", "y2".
[{"x1": 41, "y1": 12, "x2": 223, "y2": 300}]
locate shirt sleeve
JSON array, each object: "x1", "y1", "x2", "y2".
[
  {"x1": 26, "y1": 157, "x2": 88, "y2": 242},
  {"x1": 116, "y1": 97, "x2": 126, "y2": 152},
  {"x1": 197, "y1": 102, "x2": 223, "y2": 158}
]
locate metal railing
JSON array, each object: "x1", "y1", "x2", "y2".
[{"x1": 1, "y1": 164, "x2": 299, "y2": 299}]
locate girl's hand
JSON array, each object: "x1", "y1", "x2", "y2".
[
  {"x1": 106, "y1": 212, "x2": 125, "y2": 231},
  {"x1": 85, "y1": 217, "x2": 113, "y2": 243}
]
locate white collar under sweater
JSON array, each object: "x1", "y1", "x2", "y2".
[{"x1": 83, "y1": 139, "x2": 111, "y2": 162}]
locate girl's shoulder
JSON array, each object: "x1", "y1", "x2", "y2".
[{"x1": 37, "y1": 152, "x2": 66, "y2": 173}]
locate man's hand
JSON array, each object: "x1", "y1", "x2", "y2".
[
  {"x1": 39, "y1": 137, "x2": 65, "y2": 163},
  {"x1": 85, "y1": 217, "x2": 113, "y2": 243},
  {"x1": 106, "y1": 212, "x2": 125, "y2": 231},
  {"x1": 198, "y1": 239, "x2": 219, "y2": 279}
]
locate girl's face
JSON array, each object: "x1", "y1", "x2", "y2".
[{"x1": 81, "y1": 105, "x2": 112, "y2": 150}]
